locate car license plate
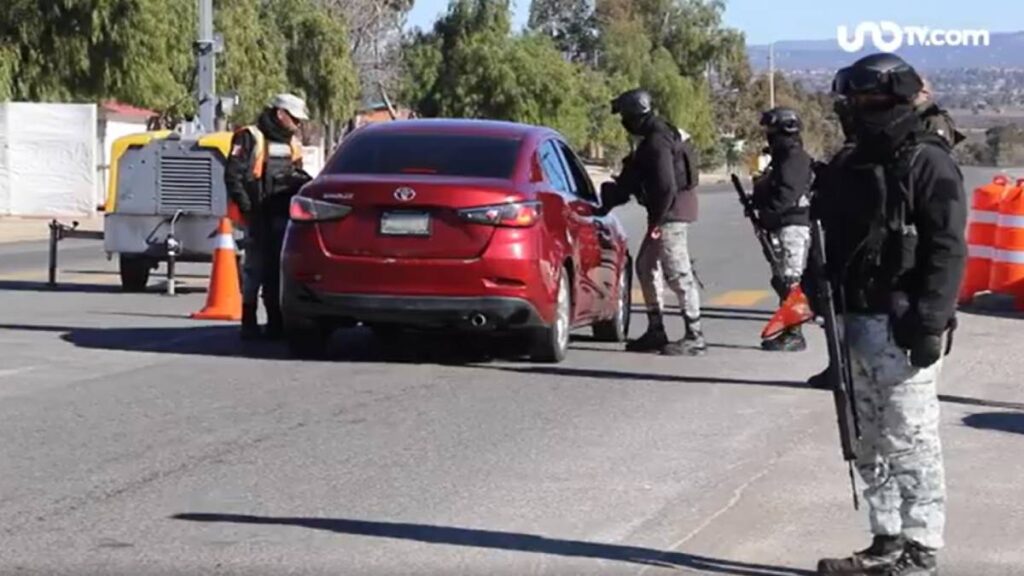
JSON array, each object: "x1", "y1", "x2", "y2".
[{"x1": 380, "y1": 211, "x2": 430, "y2": 236}]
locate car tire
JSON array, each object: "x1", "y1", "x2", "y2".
[
  {"x1": 592, "y1": 255, "x2": 632, "y2": 342},
  {"x1": 284, "y1": 315, "x2": 332, "y2": 360},
  {"x1": 530, "y1": 268, "x2": 572, "y2": 363},
  {"x1": 119, "y1": 255, "x2": 152, "y2": 292}
]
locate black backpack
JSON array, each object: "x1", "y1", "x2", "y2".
[{"x1": 661, "y1": 121, "x2": 699, "y2": 191}]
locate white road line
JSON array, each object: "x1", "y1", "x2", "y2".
[{"x1": 0, "y1": 366, "x2": 37, "y2": 378}]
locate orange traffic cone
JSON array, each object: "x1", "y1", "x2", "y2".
[
  {"x1": 989, "y1": 179, "x2": 1024, "y2": 311},
  {"x1": 959, "y1": 175, "x2": 1011, "y2": 304},
  {"x1": 191, "y1": 217, "x2": 243, "y2": 321},
  {"x1": 761, "y1": 286, "x2": 814, "y2": 340}
]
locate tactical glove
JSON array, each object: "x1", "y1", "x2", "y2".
[
  {"x1": 892, "y1": 308, "x2": 944, "y2": 368},
  {"x1": 236, "y1": 195, "x2": 252, "y2": 215},
  {"x1": 909, "y1": 334, "x2": 943, "y2": 368}
]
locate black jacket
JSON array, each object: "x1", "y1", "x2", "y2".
[
  {"x1": 616, "y1": 116, "x2": 698, "y2": 228},
  {"x1": 814, "y1": 132, "x2": 967, "y2": 337},
  {"x1": 225, "y1": 109, "x2": 304, "y2": 224},
  {"x1": 752, "y1": 136, "x2": 812, "y2": 230}
]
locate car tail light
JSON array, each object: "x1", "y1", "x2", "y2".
[
  {"x1": 289, "y1": 196, "x2": 353, "y2": 222},
  {"x1": 458, "y1": 201, "x2": 542, "y2": 227}
]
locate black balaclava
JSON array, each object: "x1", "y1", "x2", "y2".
[
  {"x1": 834, "y1": 99, "x2": 857, "y2": 143},
  {"x1": 767, "y1": 132, "x2": 801, "y2": 153},
  {"x1": 622, "y1": 112, "x2": 654, "y2": 137},
  {"x1": 258, "y1": 107, "x2": 295, "y2": 142},
  {"x1": 852, "y1": 102, "x2": 922, "y2": 161}
]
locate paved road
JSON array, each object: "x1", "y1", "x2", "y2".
[{"x1": 1, "y1": 171, "x2": 1023, "y2": 575}]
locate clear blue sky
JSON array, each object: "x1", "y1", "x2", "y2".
[{"x1": 405, "y1": 0, "x2": 1022, "y2": 45}]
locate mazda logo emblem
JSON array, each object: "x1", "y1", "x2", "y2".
[{"x1": 394, "y1": 187, "x2": 416, "y2": 202}]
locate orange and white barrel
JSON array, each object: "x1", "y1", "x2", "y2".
[
  {"x1": 989, "y1": 179, "x2": 1024, "y2": 310},
  {"x1": 959, "y1": 175, "x2": 1010, "y2": 303}
]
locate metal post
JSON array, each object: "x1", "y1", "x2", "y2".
[
  {"x1": 48, "y1": 220, "x2": 59, "y2": 287},
  {"x1": 195, "y1": 0, "x2": 216, "y2": 133},
  {"x1": 769, "y1": 43, "x2": 776, "y2": 109},
  {"x1": 164, "y1": 211, "x2": 183, "y2": 297}
]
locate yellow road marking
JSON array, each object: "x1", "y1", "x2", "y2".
[
  {"x1": 630, "y1": 288, "x2": 772, "y2": 308},
  {"x1": 708, "y1": 290, "x2": 772, "y2": 307}
]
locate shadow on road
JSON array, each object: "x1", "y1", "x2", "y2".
[
  {"x1": 0, "y1": 280, "x2": 125, "y2": 294},
  {"x1": 939, "y1": 395, "x2": 1024, "y2": 412},
  {"x1": 629, "y1": 306, "x2": 775, "y2": 324},
  {"x1": 571, "y1": 342, "x2": 764, "y2": 353},
  {"x1": 170, "y1": 513, "x2": 814, "y2": 576},
  {"x1": 482, "y1": 365, "x2": 810, "y2": 391},
  {"x1": 0, "y1": 280, "x2": 205, "y2": 295},
  {"x1": 0, "y1": 323, "x2": 526, "y2": 365},
  {"x1": 962, "y1": 412, "x2": 1024, "y2": 435}
]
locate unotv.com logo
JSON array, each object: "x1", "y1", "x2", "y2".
[{"x1": 837, "y1": 22, "x2": 991, "y2": 53}]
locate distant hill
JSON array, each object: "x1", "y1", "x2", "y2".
[{"x1": 748, "y1": 31, "x2": 1024, "y2": 71}]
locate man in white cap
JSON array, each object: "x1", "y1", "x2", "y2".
[{"x1": 226, "y1": 93, "x2": 311, "y2": 340}]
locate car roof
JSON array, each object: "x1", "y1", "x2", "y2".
[{"x1": 355, "y1": 118, "x2": 558, "y2": 140}]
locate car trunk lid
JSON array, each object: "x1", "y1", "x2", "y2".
[{"x1": 304, "y1": 175, "x2": 525, "y2": 259}]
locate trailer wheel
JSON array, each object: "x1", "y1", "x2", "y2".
[{"x1": 119, "y1": 255, "x2": 152, "y2": 292}]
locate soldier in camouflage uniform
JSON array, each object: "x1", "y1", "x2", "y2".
[
  {"x1": 605, "y1": 89, "x2": 706, "y2": 356},
  {"x1": 812, "y1": 53, "x2": 966, "y2": 576},
  {"x1": 753, "y1": 107, "x2": 814, "y2": 352},
  {"x1": 914, "y1": 78, "x2": 966, "y2": 149}
]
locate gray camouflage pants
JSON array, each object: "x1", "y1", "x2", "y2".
[
  {"x1": 636, "y1": 222, "x2": 702, "y2": 326},
  {"x1": 769, "y1": 225, "x2": 810, "y2": 292},
  {"x1": 845, "y1": 314, "x2": 946, "y2": 550}
]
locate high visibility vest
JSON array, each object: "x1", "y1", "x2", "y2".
[{"x1": 236, "y1": 125, "x2": 303, "y2": 179}]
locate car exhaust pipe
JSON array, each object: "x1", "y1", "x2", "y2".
[{"x1": 470, "y1": 313, "x2": 488, "y2": 328}]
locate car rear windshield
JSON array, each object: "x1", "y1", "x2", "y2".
[{"x1": 324, "y1": 132, "x2": 522, "y2": 179}]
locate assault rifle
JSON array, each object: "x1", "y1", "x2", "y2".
[
  {"x1": 808, "y1": 220, "x2": 862, "y2": 509},
  {"x1": 730, "y1": 174, "x2": 782, "y2": 283}
]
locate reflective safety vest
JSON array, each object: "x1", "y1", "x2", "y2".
[{"x1": 236, "y1": 125, "x2": 304, "y2": 179}]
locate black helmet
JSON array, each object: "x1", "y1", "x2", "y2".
[
  {"x1": 760, "y1": 107, "x2": 802, "y2": 135},
  {"x1": 832, "y1": 53, "x2": 923, "y2": 102},
  {"x1": 611, "y1": 89, "x2": 653, "y2": 119}
]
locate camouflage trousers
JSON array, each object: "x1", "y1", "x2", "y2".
[
  {"x1": 845, "y1": 314, "x2": 946, "y2": 550},
  {"x1": 769, "y1": 225, "x2": 810, "y2": 298},
  {"x1": 636, "y1": 222, "x2": 702, "y2": 326}
]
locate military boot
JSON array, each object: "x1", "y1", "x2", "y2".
[
  {"x1": 761, "y1": 325, "x2": 807, "y2": 352},
  {"x1": 817, "y1": 535, "x2": 905, "y2": 575},
  {"x1": 662, "y1": 319, "x2": 707, "y2": 356},
  {"x1": 626, "y1": 322, "x2": 669, "y2": 353},
  {"x1": 880, "y1": 541, "x2": 938, "y2": 576},
  {"x1": 240, "y1": 304, "x2": 261, "y2": 341}
]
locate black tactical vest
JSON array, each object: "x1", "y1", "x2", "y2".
[{"x1": 822, "y1": 134, "x2": 949, "y2": 312}]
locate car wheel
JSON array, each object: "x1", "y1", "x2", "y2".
[
  {"x1": 592, "y1": 256, "x2": 632, "y2": 342},
  {"x1": 530, "y1": 268, "x2": 571, "y2": 363},
  {"x1": 284, "y1": 315, "x2": 332, "y2": 360},
  {"x1": 119, "y1": 255, "x2": 152, "y2": 292}
]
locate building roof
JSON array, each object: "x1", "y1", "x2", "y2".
[{"x1": 100, "y1": 100, "x2": 157, "y2": 120}]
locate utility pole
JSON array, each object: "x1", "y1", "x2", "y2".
[
  {"x1": 195, "y1": 0, "x2": 217, "y2": 133},
  {"x1": 769, "y1": 42, "x2": 776, "y2": 109}
]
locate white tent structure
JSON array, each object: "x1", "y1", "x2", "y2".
[{"x1": 0, "y1": 102, "x2": 97, "y2": 217}]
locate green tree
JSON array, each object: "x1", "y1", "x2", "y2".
[
  {"x1": 0, "y1": 0, "x2": 194, "y2": 108},
  {"x1": 527, "y1": 0, "x2": 596, "y2": 63},
  {"x1": 271, "y1": 0, "x2": 360, "y2": 123},
  {"x1": 215, "y1": 0, "x2": 288, "y2": 122},
  {"x1": 641, "y1": 47, "x2": 715, "y2": 151},
  {"x1": 401, "y1": 0, "x2": 590, "y2": 146}
]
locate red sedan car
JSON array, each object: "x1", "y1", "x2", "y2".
[{"x1": 280, "y1": 119, "x2": 632, "y2": 362}]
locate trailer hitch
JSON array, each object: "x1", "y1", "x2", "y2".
[{"x1": 47, "y1": 220, "x2": 105, "y2": 287}]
